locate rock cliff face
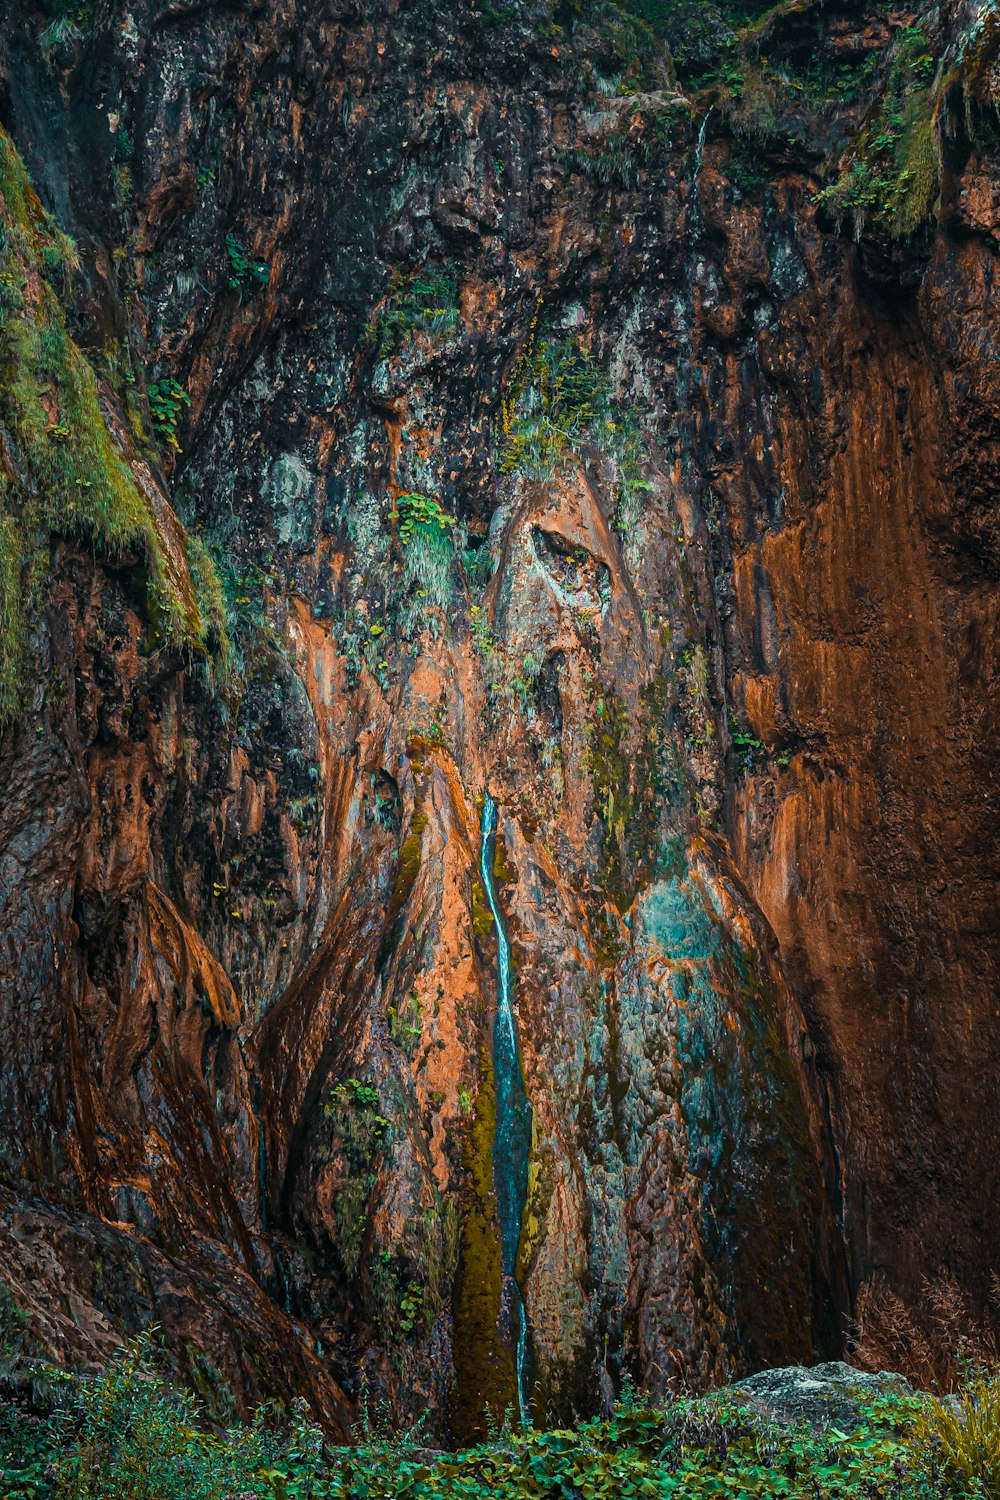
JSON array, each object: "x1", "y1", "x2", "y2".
[{"x1": 0, "y1": 0, "x2": 997, "y2": 1444}]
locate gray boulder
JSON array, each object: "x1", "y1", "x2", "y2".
[{"x1": 733, "y1": 1362, "x2": 914, "y2": 1429}]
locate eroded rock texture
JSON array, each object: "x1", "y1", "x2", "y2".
[{"x1": 0, "y1": 0, "x2": 997, "y2": 1442}]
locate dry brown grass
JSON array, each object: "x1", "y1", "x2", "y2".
[{"x1": 850, "y1": 1271, "x2": 1000, "y2": 1391}]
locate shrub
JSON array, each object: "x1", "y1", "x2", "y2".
[
  {"x1": 52, "y1": 1334, "x2": 280, "y2": 1500},
  {"x1": 0, "y1": 1399, "x2": 59, "y2": 1499}
]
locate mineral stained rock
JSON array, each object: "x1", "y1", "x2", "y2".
[{"x1": 0, "y1": 0, "x2": 997, "y2": 1443}]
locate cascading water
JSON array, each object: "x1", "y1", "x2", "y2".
[
  {"x1": 479, "y1": 792, "x2": 533, "y2": 1428},
  {"x1": 690, "y1": 104, "x2": 713, "y2": 233}
]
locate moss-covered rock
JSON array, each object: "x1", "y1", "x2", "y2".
[{"x1": 0, "y1": 126, "x2": 221, "y2": 723}]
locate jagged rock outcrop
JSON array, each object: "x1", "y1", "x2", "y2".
[{"x1": 0, "y1": 0, "x2": 997, "y2": 1444}]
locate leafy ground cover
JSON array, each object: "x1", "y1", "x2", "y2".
[{"x1": 1, "y1": 1330, "x2": 996, "y2": 1500}]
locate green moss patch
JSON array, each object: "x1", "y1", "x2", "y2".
[
  {"x1": 451, "y1": 1047, "x2": 513, "y2": 1446},
  {"x1": 0, "y1": 126, "x2": 220, "y2": 725},
  {"x1": 388, "y1": 822, "x2": 425, "y2": 923},
  {"x1": 471, "y1": 877, "x2": 494, "y2": 940}
]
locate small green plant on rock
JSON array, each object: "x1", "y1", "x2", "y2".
[
  {"x1": 398, "y1": 1282, "x2": 424, "y2": 1336},
  {"x1": 37, "y1": 13, "x2": 85, "y2": 50},
  {"x1": 322, "y1": 1078, "x2": 390, "y2": 1279},
  {"x1": 396, "y1": 492, "x2": 456, "y2": 619},
  {"x1": 397, "y1": 491, "x2": 453, "y2": 545},
  {"x1": 369, "y1": 266, "x2": 459, "y2": 356},
  {"x1": 342, "y1": 1077, "x2": 382, "y2": 1113},
  {"x1": 225, "y1": 232, "x2": 269, "y2": 298},
  {"x1": 469, "y1": 603, "x2": 496, "y2": 658},
  {"x1": 461, "y1": 532, "x2": 495, "y2": 590},
  {"x1": 730, "y1": 722, "x2": 792, "y2": 776},
  {"x1": 388, "y1": 992, "x2": 423, "y2": 1054},
  {"x1": 147, "y1": 378, "x2": 190, "y2": 450}
]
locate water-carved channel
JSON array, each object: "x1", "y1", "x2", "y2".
[{"x1": 479, "y1": 792, "x2": 533, "y2": 1427}]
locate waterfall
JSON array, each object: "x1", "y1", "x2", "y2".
[
  {"x1": 479, "y1": 792, "x2": 533, "y2": 1428},
  {"x1": 691, "y1": 104, "x2": 713, "y2": 232}
]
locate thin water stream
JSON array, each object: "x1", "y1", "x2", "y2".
[
  {"x1": 690, "y1": 104, "x2": 713, "y2": 232},
  {"x1": 479, "y1": 792, "x2": 533, "y2": 1428}
]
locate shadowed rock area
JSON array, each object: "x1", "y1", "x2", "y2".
[{"x1": 0, "y1": 0, "x2": 997, "y2": 1443}]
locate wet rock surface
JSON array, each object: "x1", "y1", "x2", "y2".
[{"x1": 0, "y1": 0, "x2": 996, "y2": 1443}]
